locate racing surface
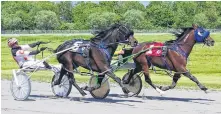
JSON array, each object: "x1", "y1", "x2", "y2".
[{"x1": 2, "y1": 80, "x2": 221, "y2": 114}]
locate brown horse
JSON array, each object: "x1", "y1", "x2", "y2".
[{"x1": 123, "y1": 24, "x2": 215, "y2": 94}]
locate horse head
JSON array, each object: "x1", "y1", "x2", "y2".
[
  {"x1": 192, "y1": 24, "x2": 215, "y2": 46},
  {"x1": 115, "y1": 24, "x2": 138, "y2": 47},
  {"x1": 91, "y1": 24, "x2": 138, "y2": 47}
]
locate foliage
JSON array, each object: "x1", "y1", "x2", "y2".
[
  {"x1": 58, "y1": 22, "x2": 76, "y2": 30},
  {"x1": 123, "y1": 9, "x2": 144, "y2": 29},
  {"x1": 193, "y1": 13, "x2": 208, "y2": 27},
  {"x1": 2, "y1": 14, "x2": 23, "y2": 30},
  {"x1": 88, "y1": 12, "x2": 120, "y2": 29},
  {"x1": 1, "y1": 1, "x2": 221, "y2": 30},
  {"x1": 57, "y1": 1, "x2": 73, "y2": 22},
  {"x1": 146, "y1": 1, "x2": 175, "y2": 28},
  {"x1": 34, "y1": 10, "x2": 60, "y2": 30}
]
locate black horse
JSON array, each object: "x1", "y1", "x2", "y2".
[{"x1": 53, "y1": 24, "x2": 137, "y2": 96}]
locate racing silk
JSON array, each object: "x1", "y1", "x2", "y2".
[
  {"x1": 11, "y1": 45, "x2": 34, "y2": 67},
  {"x1": 145, "y1": 42, "x2": 164, "y2": 57}
]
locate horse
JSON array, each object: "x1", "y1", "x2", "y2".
[
  {"x1": 52, "y1": 24, "x2": 137, "y2": 96},
  {"x1": 123, "y1": 24, "x2": 215, "y2": 94}
]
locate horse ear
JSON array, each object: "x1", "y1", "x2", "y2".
[{"x1": 192, "y1": 24, "x2": 198, "y2": 29}]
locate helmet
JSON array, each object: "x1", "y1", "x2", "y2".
[{"x1": 8, "y1": 38, "x2": 18, "y2": 47}]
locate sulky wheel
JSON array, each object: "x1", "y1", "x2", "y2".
[
  {"x1": 122, "y1": 72, "x2": 142, "y2": 96},
  {"x1": 89, "y1": 75, "x2": 110, "y2": 99},
  {"x1": 51, "y1": 73, "x2": 72, "y2": 97},
  {"x1": 10, "y1": 71, "x2": 31, "y2": 101}
]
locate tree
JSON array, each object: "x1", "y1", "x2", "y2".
[
  {"x1": 216, "y1": 17, "x2": 221, "y2": 28},
  {"x1": 193, "y1": 13, "x2": 208, "y2": 27},
  {"x1": 88, "y1": 12, "x2": 120, "y2": 29},
  {"x1": 57, "y1": 1, "x2": 73, "y2": 22},
  {"x1": 15, "y1": 10, "x2": 32, "y2": 29},
  {"x1": 123, "y1": 9, "x2": 144, "y2": 29},
  {"x1": 59, "y1": 22, "x2": 75, "y2": 30},
  {"x1": 34, "y1": 10, "x2": 60, "y2": 30},
  {"x1": 1, "y1": 1, "x2": 35, "y2": 30},
  {"x1": 117, "y1": 1, "x2": 145, "y2": 15},
  {"x1": 35, "y1": 1, "x2": 59, "y2": 14},
  {"x1": 72, "y1": 2, "x2": 104, "y2": 29},
  {"x1": 146, "y1": 1, "x2": 175, "y2": 28},
  {"x1": 137, "y1": 20, "x2": 155, "y2": 29},
  {"x1": 173, "y1": 2, "x2": 198, "y2": 28},
  {"x1": 99, "y1": 1, "x2": 119, "y2": 12},
  {"x1": 2, "y1": 14, "x2": 23, "y2": 30}
]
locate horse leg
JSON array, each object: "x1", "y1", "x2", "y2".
[
  {"x1": 52, "y1": 66, "x2": 67, "y2": 86},
  {"x1": 67, "y1": 71, "x2": 87, "y2": 96},
  {"x1": 82, "y1": 67, "x2": 128, "y2": 92},
  {"x1": 97, "y1": 75, "x2": 104, "y2": 85},
  {"x1": 90, "y1": 47, "x2": 129, "y2": 93},
  {"x1": 82, "y1": 74, "x2": 104, "y2": 91},
  {"x1": 159, "y1": 73, "x2": 181, "y2": 91},
  {"x1": 183, "y1": 72, "x2": 208, "y2": 92},
  {"x1": 140, "y1": 58, "x2": 165, "y2": 95},
  {"x1": 105, "y1": 70, "x2": 130, "y2": 93},
  {"x1": 143, "y1": 69, "x2": 164, "y2": 95},
  {"x1": 122, "y1": 64, "x2": 142, "y2": 84}
]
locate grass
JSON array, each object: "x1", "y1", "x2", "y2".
[{"x1": 1, "y1": 33, "x2": 221, "y2": 89}]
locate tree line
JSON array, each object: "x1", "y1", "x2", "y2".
[{"x1": 2, "y1": 1, "x2": 221, "y2": 31}]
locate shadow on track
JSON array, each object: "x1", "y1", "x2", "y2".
[
  {"x1": 29, "y1": 94, "x2": 143, "y2": 107},
  {"x1": 136, "y1": 95, "x2": 215, "y2": 105}
]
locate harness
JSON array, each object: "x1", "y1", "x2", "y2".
[{"x1": 169, "y1": 44, "x2": 188, "y2": 59}]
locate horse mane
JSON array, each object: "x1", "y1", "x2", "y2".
[
  {"x1": 165, "y1": 27, "x2": 194, "y2": 44},
  {"x1": 91, "y1": 23, "x2": 121, "y2": 40}
]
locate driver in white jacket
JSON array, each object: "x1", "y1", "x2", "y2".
[{"x1": 8, "y1": 37, "x2": 51, "y2": 70}]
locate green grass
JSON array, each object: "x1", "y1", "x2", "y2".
[{"x1": 1, "y1": 34, "x2": 221, "y2": 89}]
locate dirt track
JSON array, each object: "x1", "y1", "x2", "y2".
[{"x1": 1, "y1": 80, "x2": 221, "y2": 114}]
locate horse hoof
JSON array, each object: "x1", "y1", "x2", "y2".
[
  {"x1": 81, "y1": 92, "x2": 87, "y2": 96},
  {"x1": 81, "y1": 85, "x2": 99, "y2": 92},
  {"x1": 122, "y1": 87, "x2": 129, "y2": 94},
  {"x1": 201, "y1": 87, "x2": 208, "y2": 91},
  {"x1": 81, "y1": 86, "x2": 90, "y2": 91},
  {"x1": 142, "y1": 93, "x2": 148, "y2": 100},
  {"x1": 156, "y1": 87, "x2": 165, "y2": 95},
  {"x1": 204, "y1": 90, "x2": 209, "y2": 94}
]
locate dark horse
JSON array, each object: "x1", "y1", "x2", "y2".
[
  {"x1": 123, "y1": 24, "x2": 215, "y2": 94},
  {"x1": 53, "y1": 24, "x2": 137, "y2": 96}
]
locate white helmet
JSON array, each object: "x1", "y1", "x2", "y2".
[{"x1": 8, "y1": 38, "x2": 18, "y2": 47}]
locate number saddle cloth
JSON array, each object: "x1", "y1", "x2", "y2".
[
  {"x1": 145, "y1": 42, "x2": 166, "y2": 57},
  {"x1": 59, "y1": 39, "x2": 90, "y2": 57}
]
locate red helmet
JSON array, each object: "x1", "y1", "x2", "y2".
[{"x1": 8, "y1": 38, "x2": 18, "y2": 47}]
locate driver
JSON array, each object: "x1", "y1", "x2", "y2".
[{"x1": 8, "y1": 37, "x2": 52, "y2": 69}]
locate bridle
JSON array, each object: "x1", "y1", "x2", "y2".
[{"x1": 91, "y1": 25, "x2": 134, "y2": 48}]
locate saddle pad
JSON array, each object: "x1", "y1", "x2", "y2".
[
  {"x1": 145, "y1": 42, "x2": 164, "y2": 57},
  {"x1": 62, "y1": 40, "x2": 89, "y2": 53}
]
